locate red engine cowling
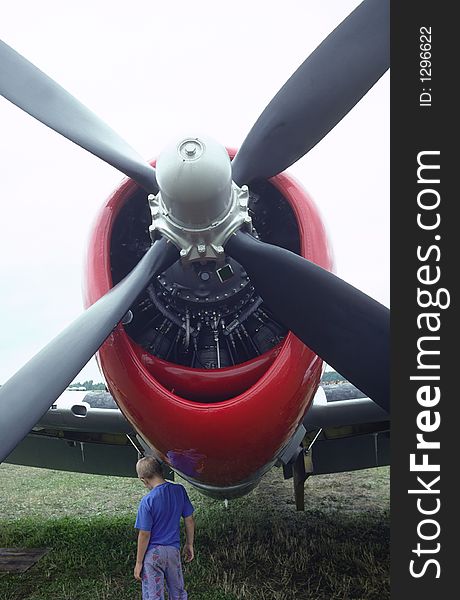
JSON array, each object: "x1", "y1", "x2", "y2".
[{"x1": 83, "y1": 149, "x2": 333, "y2": 495}]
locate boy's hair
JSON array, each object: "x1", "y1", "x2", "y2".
[{"x1": 136, "y1": 456, "x2": 163, "y2": 480}]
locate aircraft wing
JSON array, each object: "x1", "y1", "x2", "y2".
[
  {"x1": 3, "y1": 390, "x2": 141, "y2": 477},
  {"x1": 299, "y1": 378, "x2": 389, "y2": 476},
  {"x1": 4, "y1": 377, "x2": 389, "y2": 480}
]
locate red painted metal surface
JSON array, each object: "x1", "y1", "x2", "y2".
[
  {"x1": 83, "y1": 149, "x2": 333, "y2": 486},
  {"x1": 133, "y1": 345, "x2": 281, "y2": 402}
]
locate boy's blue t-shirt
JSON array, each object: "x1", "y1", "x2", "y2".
[{"x1": 135, "y1": 482, "x2": 194, "y2": 549}]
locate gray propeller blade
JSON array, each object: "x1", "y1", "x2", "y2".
[
  {"x1": 231, "y1": 0, "x2": 389, "y2": 186},
  {"x1": 0, "y1": 238, "x2": 179, "y2": 462},
  {"x1": 0, "y1": 40, "x2": 158, "y2": 193},
  {"x1": 226, "y1": 231, "x2": 389, "y2": 412}
]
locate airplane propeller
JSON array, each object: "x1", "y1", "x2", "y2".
[
  {"x1": 0, "y1": 0, "x2": 389, "y2": 463},
  {"x1": 225, "y1": 231, "x2": 389, "y2": 412},
  {"x1": 231, "y1": 0, "x2": 389, "y2": 185},
  {"x1": 0, "y1": 40, "x2": 158, "y2": 194},
  {"x1": 0, "y1": 239, "x2": 178, "y2": 463}
]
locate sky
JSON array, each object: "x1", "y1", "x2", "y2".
[{"x1": 0, "y1": 0, "x2": 389, "y2": 384}]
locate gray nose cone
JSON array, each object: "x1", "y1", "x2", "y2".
[{"x1": 156, "y1": 136, "x2": 233, "y2": 228}]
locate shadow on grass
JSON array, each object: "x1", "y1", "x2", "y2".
[{"x1": 0, "y1": 505, "x2": 389, "y2": 600}]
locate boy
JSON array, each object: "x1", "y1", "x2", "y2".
[{"x1": 134, "y1": 456, "x2": 195, "y2": 600}]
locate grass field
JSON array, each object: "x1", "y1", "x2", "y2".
[{"x1": 0, "y1": 463, "x2": 389, "y2": 600}]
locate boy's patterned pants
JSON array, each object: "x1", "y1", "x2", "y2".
[{"x1": 142, "y1": 545, "x2": 187, "y2": 600}]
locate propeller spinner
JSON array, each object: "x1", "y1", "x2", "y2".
[{"x1": 149, "y1": 136, "x2": 252, "y2": 262}]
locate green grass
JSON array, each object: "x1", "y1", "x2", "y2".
[{"x1": 0, "y1": 464, "x2": 389, "y2": 599}]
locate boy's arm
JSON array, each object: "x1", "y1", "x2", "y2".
[
  {"x1": 134, "y1": 530, "x2": 151, "y2": 580},
  {"x1": 182, "y1": 515, "x2": 195, "y2": 562}
]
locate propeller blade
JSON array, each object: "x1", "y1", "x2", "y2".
[
  {"x1": 231, "y1": 0, "x2": 389, "y2": 186},
  {"x1": 0, "y1": 40, "x2": 158, "y2": 193},
  {"x1": 0, "y1": 238, "x2": 179, "y2": 462},
  {"x1": 226, "y1": 231, "x2": 389, "y2": 412}
]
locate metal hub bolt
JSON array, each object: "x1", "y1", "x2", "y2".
[{"x1": 179, "y1": 139, "x2": 203, "y2": 160}]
